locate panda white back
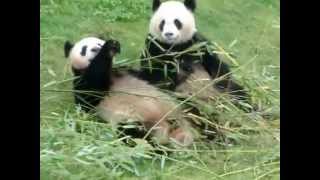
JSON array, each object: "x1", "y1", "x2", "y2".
[{"x1": 68, "y1": 37, "x2": 105, "y2": 70}]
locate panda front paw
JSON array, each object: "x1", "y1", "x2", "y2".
[{"x1": 104, "y1": 39, "x2": 121, "y2": 57}]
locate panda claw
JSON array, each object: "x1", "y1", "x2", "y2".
[{"x1": 105, "y1": 39, "x2": 121, "y2": 54}]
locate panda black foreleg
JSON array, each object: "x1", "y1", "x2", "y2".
[
  {"x1": 202, "y1": 52, "x2": 254, "y2": 111},
  {"x1": 74, "y1": 40, "x2": 120, "y2": 111},
  {"x1": 139, "y1": 58, "x2": 165, "y2": 84},
  {"x1": 139, "y1": 55, "x2": 178, "y2": 90},
  {"x1": 82, "y1": 40, "x2": 120, "y2": 91},
  {"x1": 202, "y1": 52, "x2": 231, "y2": 80}
]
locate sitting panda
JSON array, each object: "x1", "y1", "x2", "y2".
[
  {"x1": 139, "y1": 0, "x2": 253, "y2": 111},
  {"x1": 64, "y1": 37, "x2": 198, "y2": 146}
]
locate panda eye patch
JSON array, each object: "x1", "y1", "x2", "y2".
[
  {"x1": 159, "y1": 19, "x2": 165, "y2": 32},
  {"x1": 91, "y1": 47, "x2": 100, "y2": 52},
  {"x1": 174, "y1": 19, "x2": 182, "y2": 30},
  {"x1": 80, "y1": 45, "x2": 87, "y2": 56}
]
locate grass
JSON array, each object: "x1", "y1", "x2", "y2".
[{"x1": 40, "y1": 0, "x2": 280, "y2": 179}]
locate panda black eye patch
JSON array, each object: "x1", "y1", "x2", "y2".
[
  {"x1": 91, "y1": 47, "x2": 100, "y2": 52},
  {"x1": 174, "y1": 19, "x2": 182, "y2": 30},
  {"x1": 159, "y1": 19, "x2": 165, "y2": 32},
  {"x1": 80, "y1": 45, "x2": 87, "y2": 56}
]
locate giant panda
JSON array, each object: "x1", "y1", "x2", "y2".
[
  {"x1": 64, "y1": 37, "x2": 198, "y2": 147},
  {"x1": 139, "y1": 0, "x2": 253, "y2": 111}
]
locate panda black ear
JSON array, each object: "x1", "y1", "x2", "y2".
[
  {"x1": 64, "y1": 41, "x2": 73, "y2": 58},
  {"x1": 152, "y1": 0, "x2": 161, "y2": 12},
  {"x1": 184, "y1": 0, "x2": 196, "y2": 12}
]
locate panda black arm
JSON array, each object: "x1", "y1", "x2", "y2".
[
  {"x1": 193, "y1": 33, "x2": 251, "y2": 104},
  {"x1": 202, "y1": 51, "x2": 231, "y2": 80},
  {"x1": 193, "y1": 33, "x2": 232, "y2": 78},
  {"x1": 202, "y1": 52, "x2": 251, "y2": 105},
  {"x1": 139, "y1": 38, "x2": 169, "y2": 84},
  {"x1": 73, "y1": 43, "x2": 112, "y2": 112},
  {"x1": 82, "y1": 40, "x2": 120, "y2": 90},
  {"x1": 74, "y1": 40, "x2": 120, "y2": 112},
  {"x1": 81, "y1": 41, "x2": 113, "y2": 91}
]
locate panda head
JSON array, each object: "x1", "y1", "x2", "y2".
[
  {"x1": 64, "y1": 37, "x2": 106, "y2": 70},
  {"x1": 149, "y1": 0, "x2": 197, "y2": 45}
]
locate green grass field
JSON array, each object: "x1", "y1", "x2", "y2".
[{"x1": 40, "y1": 0, "x2": 280, "y2": 179}]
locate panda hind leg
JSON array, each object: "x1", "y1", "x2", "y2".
[
  {"x1": 169, "y1": 127, "x2": 194, "y2": 147},
  {"x1": 169, "y1": 118, "x2": 196, "y2": 147},
  {"x1": 143, "y1": 120, "x2": 171, "y2": 145},
  {"x1": 146, "y1": 120, "x2": 195, "y2": 147}
]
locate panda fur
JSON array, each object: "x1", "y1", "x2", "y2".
[
  {"x1": 139, "y1": 0, "x2": 252, "y2": 111},
  {"x1": 64, "y1": 37, "x2": 198, "y2": 146}
]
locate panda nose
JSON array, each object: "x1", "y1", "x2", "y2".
[{"x1": 165, "y1": 32, "x2": 174, "y2": 38}]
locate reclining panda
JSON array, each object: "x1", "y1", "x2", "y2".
[{"x1": 64, "y1": 37, "x2": 198, "y2": 147}]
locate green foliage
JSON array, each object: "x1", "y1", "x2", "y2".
[
  {"x1": 41, "y1": 0, "x2": 151, "y2": 22},
  {"x1": 92, "y1": 0, "x2": 151, "y2": 22}
]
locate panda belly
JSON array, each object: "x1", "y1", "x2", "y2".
[
  {"x1": 175, "y1": 64, "x2": 221, "y2": 101},
  {"x1": 97, "y1": 74, "x2": 178, "y2": 122},
  {"x1": 96, "y1": 73, "x2": 195, "y2": 145}
]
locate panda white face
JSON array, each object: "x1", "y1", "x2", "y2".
[
  {"x1": 68, "y1": 37, "x2": 105, "y2": 70},
  {"x1": 149, "y1": 1, "x2": 197, "y2": 45}
]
